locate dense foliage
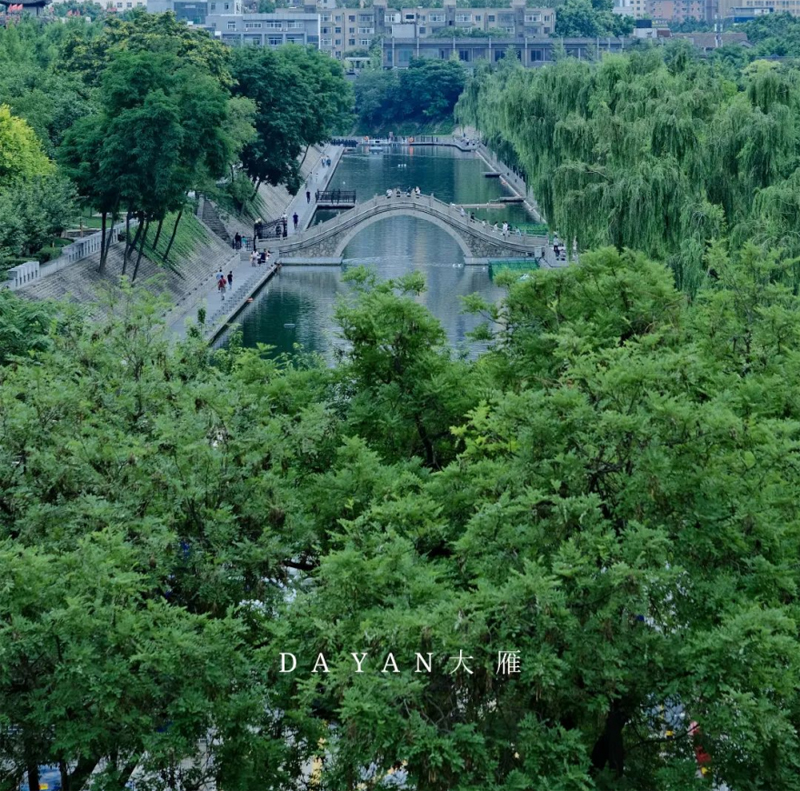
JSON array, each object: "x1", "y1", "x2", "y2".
[
  {"x1": 354, "y1": 58, "x2": 466, "y2": 131},
  {"x1": 554, "y1": 0, "x2": 633, "y2": 38},
  {"x1": 458, "y1": 46, "x2": 800, "y2": 294},
  {"x1": 2, "y1": 245, "x2": 800, "y2": 789},
  {"x1": 0, "y1": 12, "x2": 351, "y2": 274},
  {"x1": 231, "y1": 44, "x2": 353, "y2": 196}
]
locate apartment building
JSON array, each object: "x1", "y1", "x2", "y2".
[
  {"x1": 148, "y1": 0, "x2": 555, "y2": 58},
  {"x1": 718, "y1": 0, "x2": 800, "y2": 19},
  {"x1": 388, "y1": 0, "x2": 554, "y2": 37},
  {"x1": 206, "y1": 10, "x2": 319, "y2": 45}
]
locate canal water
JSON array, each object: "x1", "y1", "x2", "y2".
[{"x1": 223, "y1": 145, "x2": 530, "y2": 358}]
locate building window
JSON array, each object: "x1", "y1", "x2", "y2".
[
  {"x1": 286, "y1": 35, "x2": 303, "y2": 43},
  {"x1": 429, "y1": 13, "x2": 443, "y2": 21},
  {"x1": 456, "y1": 13, "x2": 471, "y2": 22},
  {"x1": 287, "y1": 21, "x2": 302, "y2": 28},
  {"x1": 358, "y1": 14, "x2": 371, "y2": 21},
  {"x1": 474, "y1": 14, "x2": 481, "y2": 21},
  {"x1": 335, "y1": 38, "x2": 341, "y2": 44},
  {"x1": 322, "y1": 13, "x2": 330, "y2": 20},
  {"x1": 210, "y1": 2, "x2": 215, "y2": 8},
  {"x1": 458, "y1": 48, "x2": 470, "y2": 60},
  {"x1": 335, "y1": 26, "x2": 341, "y2": 32},
  {"x1": 348, "y1": 38, "x2": 355, "y2": 45},
  {"x1": 531, "y1": 49, "x2": 543, "y2": 60},
  {"x1": 419, "y1": 26, "x2": 426, "y2": 33},
  {"x1": 348, "y1": 14, "x2": 355, "y2": 20},
  {"x1": 268, "y1": 35, "x2": 281, "y2": 44},
  {"x1": 360, "y1": 38, "x2": 370, "y2": 45},
  {"x1": 322, "y1": 37, "x2": 332, "y2": 45},
  {"x1": 322, "y1": 26, "x2": 329, "y2": 33},
  {"x1": 404, "y1": 13, "x2": 415, "y2": 19},
  {"x1": 349, "y1": 26, "x2": 354, "y2": 32},
  {"x1": 227, "y1": 21, "x2": 236, "y2": 29},
  {"x1": 266, "y1": 21, "x2": 283, "y2": 28},
  {"x1": 488, "y1": 14, "x2": 495, "y2": 21},
  {"x1": 357, "y1": 27, "x2": 373, "y2": 33},
  {"x1": 245, "y1": 21, "x2": 262, "y2": 28}
]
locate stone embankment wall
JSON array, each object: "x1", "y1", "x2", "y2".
[{"x1": 15, "y1": 225, "x2": 236, "y2": 324}]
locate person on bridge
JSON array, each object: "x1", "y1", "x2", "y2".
[
  {"x1": 415, "y1": 186, "x2": 420, "y2": 197},
  {"x1": 460, "y1": 207, "x2": 466, "y2": 218},
  {"x1": 293, "y1": 212, "x2": 299, "y2": 230},
  {"x1": 386, "y1": 189, "x2": 392, "y2": 199},
  {"x1": 306, "y1": 190, "x2": 311, "y2": 203},
  {"x1": 251, "y1": 250, "x2": 258, "y2": 267},
  {"x1": 227, "y1": 271, "x2": 233, "y2": 288}
]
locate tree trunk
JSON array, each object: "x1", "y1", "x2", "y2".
[
  {"x1": 590, "y1": 700, "x2": 628, "y2": 777},
  {"x1": 98, "y1": 211, "x2": 107, "y2": 274},
  {"x1": 123, "y1": 218, "x2": 143, "y2": 276},
  {"x1": 59, "y1": 759, "x2": 70, "y2": 791},
  {"x1": 164, "y1": 208, "x2": 183, "y2": 262},
  {"x1": 151, "y1": 216, "x2": 165, "y2": 253},
  {"x1": 123, "y1": 211, "x2": 131, "y2": 260},
  {"x1": 27, "y1": 762, "x2": 39, "y2": 791},
  {"x1": 131, "y1": 218, "x2": 150, "y2": 283}
]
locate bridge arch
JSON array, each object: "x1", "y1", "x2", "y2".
[{"x1": 332, "y1": 206, "x2": 473, "y2": 259}]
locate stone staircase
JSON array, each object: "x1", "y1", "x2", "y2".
[{"x1": 201, "y1": 201, "x2": 232, "y2": 245}]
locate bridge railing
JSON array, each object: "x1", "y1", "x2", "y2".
[
  {"x1": 316, "y1": 189, "x2": 356, "y2": 204},
  {"x1": 279, "y1": 194, "x2": 547, "y2": 249}
]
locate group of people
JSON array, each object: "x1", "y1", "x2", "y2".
[
  {"x1": 250, "y1": 248, "x2": 272, "y2": 267},
  {"x1": 386, "y1": 186, "x2": 422, "y2": 199},
  {"x1": 460, "y1": 213, "x2": 523, "y2": 238},
  {"x1": 232, "y1": 233, "x2": 247, "y2": 250},
  {"x1": 215, "y1": 268, "x2": 234, "y2": 299}
]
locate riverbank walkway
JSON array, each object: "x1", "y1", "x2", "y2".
[{"x1": 168, "y1": 144, "x2": 343, "y2": 340}]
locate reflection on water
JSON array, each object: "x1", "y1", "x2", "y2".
[{"x1": 221, "y1": 146, "x2": 528, "y2": 358}]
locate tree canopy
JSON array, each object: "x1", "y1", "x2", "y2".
[
  {"x1": 231, "y1": 44, "x2": 353, "y2": 195},
  {"x1": 3, "y1": 242, "x2": 800, "y2": 789},
  {"x1": 457, "y1": 47, "x2": 800, "y2": 294}
]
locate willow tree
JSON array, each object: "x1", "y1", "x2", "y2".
[{"x1": 459, "y1": 46, "x2": 800, "y2": 296}]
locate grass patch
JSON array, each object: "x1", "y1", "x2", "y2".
[{"x1": 139, "y1": 212, "x2": 210, "y2": 273}]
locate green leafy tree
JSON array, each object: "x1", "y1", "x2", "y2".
[{"x1": 231, "y1": 44, "x2": 352, "y2": 195}]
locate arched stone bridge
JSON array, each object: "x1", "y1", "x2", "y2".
[{"x1": 263, "y1": 194, "x2": 548, "y2": 264}]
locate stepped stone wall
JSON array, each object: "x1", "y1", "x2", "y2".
[{"x1": 16, "y1": 219, "x2": 236, "y2": 323}]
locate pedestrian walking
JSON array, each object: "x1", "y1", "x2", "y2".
[
  {"x1": 306, "y1": 190, "x2": 311, "y2": 203},
  {"x1": 234, "y1": 232, "x2": 242, "y2": 250},
  {"x1": 217, "y1": 277, "x2": 226, "y2": 299},
  {"x1": 227, "y1": 271, "x2": 233, "y2": 288},
  {"x1": 293, "y1": 212, "x2": 299, "y2": 230},
  {"x1": 250, "y1": 250, "x2": 258, "y2": 267},
  {"x1": 216, "y1": 268, "x2": 224, "y2": 283}
]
